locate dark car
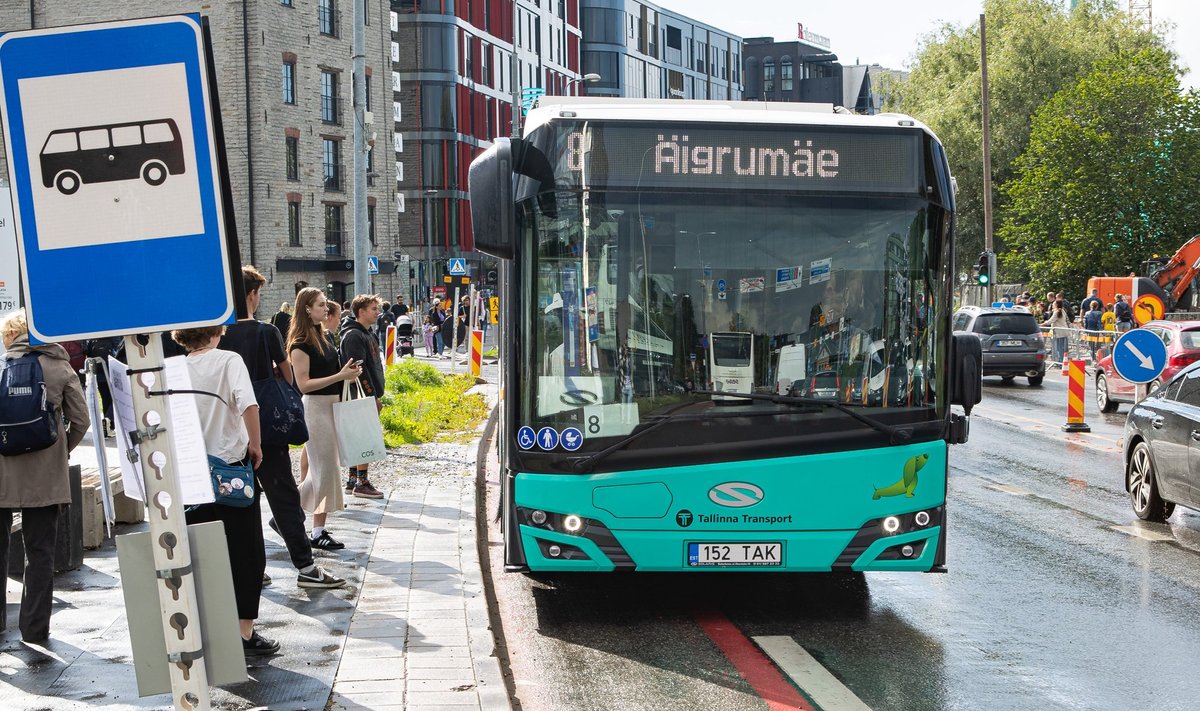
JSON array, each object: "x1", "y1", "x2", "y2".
[
  {"x1": 1123, "y1": 361, "x2": 1200, "y2": 521},
  {"x1": 1095, "y1": 320, "x2": 1200, "y2": 414},
  {"x1": 952, "y1": 306, "x2": 1046, "y2": 386}
]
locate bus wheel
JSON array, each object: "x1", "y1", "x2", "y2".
[
  {"x1": 141, "y1": 161, "x2": 168, "y2": 186},
  {"x1": 54, "y1": 171, "x2": 80, "y2": 195}
]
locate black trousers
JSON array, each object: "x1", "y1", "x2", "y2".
[
  {"x1": 256, "y1": 445, "x2": 313, "y2": 570},
  {"x1": 186, "y1": 493, "x2": 264, "y2": 621},
  {"x1": 0, "y1": 505, "x2": 59, "y2": 640}
]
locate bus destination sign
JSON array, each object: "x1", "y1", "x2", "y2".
[{"x1": 548, "y1": 123, "x2": 922, "y2": 194}]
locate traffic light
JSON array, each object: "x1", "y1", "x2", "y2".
[{"x1": 974, "y1": 252, "x2": 992, "y2": 286}]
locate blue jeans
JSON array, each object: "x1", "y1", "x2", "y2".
[
  {"x1": 434, "y1": 331, "x2": 444, "y2": 355},
  {"x1": 1054, "y1": 337, "x2": 1067, "y2": 363}
]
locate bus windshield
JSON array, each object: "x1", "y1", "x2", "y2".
[{"x1": 519, "y1": 188, "x2": 948, "y2": 450}]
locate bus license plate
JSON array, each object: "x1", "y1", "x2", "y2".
[{"x1": 687, "y1": 542, "x2": 783, "y2": 567}]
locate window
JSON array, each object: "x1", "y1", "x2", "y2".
[
  {"x1": 285, "y1": 136, "x2": 299, "y2": 180},
  {"x1": 281, "y1": 0, "x2": 293, "y2": 5},
  {"x1": 324, "y1": 204, "x2": 344, "y2": 256},
  {"x1": 80, "y1": 128, "x2": 108, "y2": 151},
  {"x1": 365, "y1": 74, "x2": 372, "y2": 112},
  {"x1": 1172, "y1": 371, "x2": 1200, "y2": 406},
  {"x1": 288, "y1": 202, "x2": 301, "y2": 247},
  {"x1": 321, "y1": 70, "x2": 340, "y2": 123},
  {"x1": 111, "y1": 126, "x2": 141, "y2": 147},
  {"x1": 781, "y1": 60, "x2": 793, "y2": 92},
  {"x1": 368, "y1": 204, "x2": 376, "y2": 245},
  {"x1": 319, "y1": 0, "x2": 337, "y2": 36},
  {"x1": 323, "y1": 137, "x2": 341, "y2": 190},
  {"x1": 282, "y1": 61, "x2": 296, "y2": 104},
  {"x1": 763, "y1": 58, "x2": 775, "y2": 93},
  {"x1": 666, "y1": 26, "x2": 682, "y2": 50}
]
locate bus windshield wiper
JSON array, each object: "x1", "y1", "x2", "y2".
[
  {"x1": 691, "y1": 390, "x2": 914, "y2": 444},
  {"x1": 564, "y1": 401, "x2": 699, "y2": 474}
]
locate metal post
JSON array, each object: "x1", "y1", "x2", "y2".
[
  {"x1": 979, "y1": 13, "x2": 995, "y2": 305},
  {"x1": 352, "y1": 0, "x2": 368, "y2": 295},
  {"x1": 125, "y1": 334, "x2": 210, "y2": 710},
  {"x1": 510, "y1": 1, "x2": 520, "y2": 138},
  {"x1": 450, "y1": 285, "x2": 461, "y2": 371}
]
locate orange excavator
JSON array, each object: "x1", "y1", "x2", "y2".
[{"x1": 1087, "y1": 234, "x2": 1200, "y2": 324}]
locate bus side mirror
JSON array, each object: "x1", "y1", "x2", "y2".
[
  {"x1": 469, "y1": 138, "x2": 516, "y2": 259},
  {"x1": 949, "y1": 333, "x2": 982, "y2": 415}
]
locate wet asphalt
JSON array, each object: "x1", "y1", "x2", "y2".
[{"x1": 484, "y1": 370, "x2": 1200, "y2": 710}]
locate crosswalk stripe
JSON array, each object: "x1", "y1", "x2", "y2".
[{"x1": 752, "y1": 636, "x2": 872, "y2": 711}]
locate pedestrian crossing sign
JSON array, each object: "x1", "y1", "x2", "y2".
[{"x1": 448, "y1": 258, "x2": 467, "y2": 275}]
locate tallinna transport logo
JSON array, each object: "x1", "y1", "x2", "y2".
[
  {"x1": 708, "y1": 482, "x2": 764, "y2": 507},
  {"x1": 872, "y1": 453, "x2": 929, "y2": 499},
  {"x1": 676, "y1": 510, "x2": 694, "y2": 527}
]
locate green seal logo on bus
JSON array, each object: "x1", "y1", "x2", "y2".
[{"x1": 872, "y1": 453, "x2": 929, "y2": 500}]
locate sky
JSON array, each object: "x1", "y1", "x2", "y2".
[{"x1": 682, "y1": 0, "x2": 1200, "y2": 89}]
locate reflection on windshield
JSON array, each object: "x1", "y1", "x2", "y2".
[{"x1": 523, "y1": 190, "x2": 944, "y2": 439}]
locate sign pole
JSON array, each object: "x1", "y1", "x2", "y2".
[
  {"x1": 450, "y1": 285, "x2": 461, "y2": 372},
  {"x1": 125, "y1": 333, "x2": 210, "y2": 710}
]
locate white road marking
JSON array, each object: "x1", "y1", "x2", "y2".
[
  {"x1": 986, "y1": 484, "x2": 1030, "y2": 496},
  {"x1": 1112, "y1": 525, "x2": 1174, "y2": 542},
  {"x1": 752, "y1": 635, "x2": 872, "y2": 711}
]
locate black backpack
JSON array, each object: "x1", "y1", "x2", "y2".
[
  {"x1": 0, "y1": 352, "x2": 60, "y2": 456},
  {"x1": 1115, "y1": 300, "x2": 1133, "y2": 323}
]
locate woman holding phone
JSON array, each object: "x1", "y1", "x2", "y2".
[{"x1": 287, "y1": 288, "x2": 362, "y2": 550}]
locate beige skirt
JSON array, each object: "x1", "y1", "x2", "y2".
[{"x1": 299, "y1": 393, "x2": 344, "y2": 515}]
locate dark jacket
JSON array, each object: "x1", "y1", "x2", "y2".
[
  {"x1": 338, "y1": 319, "x2": 385, "y2": 398},
  {"x1": 1083, "y1": 309, "x2": 1104, "y2": 331},
  {"x1": 0, "y1": 336, "x2": 90, "y2": 508}
]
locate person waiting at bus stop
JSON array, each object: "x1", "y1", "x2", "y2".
[{"x1": 0, "y1": 309, "x2": 89, "y2": 643}]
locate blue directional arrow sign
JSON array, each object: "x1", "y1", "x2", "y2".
[
  {"x1": 448, "y1": 258, "x2": 467, "y2": 276},
  {"x1": 367, "y1": 255, "x2": 380, "y2": 275},
  {"x1": 0, "y1": 15, "x2": 235, "y2": 342},
  {"x1": 1112, "y1": 329, "x2": 1168, "y2": 384}
]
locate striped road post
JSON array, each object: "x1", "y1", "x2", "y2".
[
  {"x1": 470, "y1": 329, "x2": 483, "y2": 377},
  {"x1": 1061, "y1": 359, "x2": 1091, "y2": 432},
  {"x1": 385, "y1": 325, "x2": 396, "y2": 366}
]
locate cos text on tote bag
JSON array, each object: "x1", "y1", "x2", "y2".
[{"x1": 332, "y1": 379, "x2": 387, "y2": 468}]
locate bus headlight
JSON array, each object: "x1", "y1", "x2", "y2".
[
  {"x1": 531, "y1": 509, "x2": 548, "y2": 525},
  {"x1": 882, "y1": 516, "x2": 901, "y2": 534},
  {"x1": 563, "y1": 514, "x2": 584, "y2": 533},
  {"x1": 548, "y1": 544, "x2": 562, "y2": 558},
  {"x1": 914, "y1": 510, "x2": 930, "y2": 527}
]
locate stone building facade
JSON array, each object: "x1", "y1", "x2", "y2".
[{"x1": 0, "y1": 0, "x2": 404, "y2": 314}]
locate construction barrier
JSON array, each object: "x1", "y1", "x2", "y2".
[
  {"x1": 385, "y1": 325, "x2": 396, "y2": 366},
  {"x1": 469, "y1": 329, "x2": 483, "y2": 377},
  {"x1": 1061, "y1": 359, "x2": 1091, "y2": 432},
  {"x1": 1040, "y1": 326, "x2": 1117, "y2": 366}
]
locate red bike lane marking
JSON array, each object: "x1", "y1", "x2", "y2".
[{"x1": 693, "y1": 607, "x2": 816, "y2": 711}]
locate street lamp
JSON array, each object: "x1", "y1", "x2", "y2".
[
  {"x1": 423, "y1": 188, "x2": 437, "y2": 305},
  {"x1": 561, "y1": 73, "x2": 602, "y2": 94}
]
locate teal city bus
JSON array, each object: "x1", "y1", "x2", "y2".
[{"x1": 469, "y1": 98, "x2": 981, "y2": 573}]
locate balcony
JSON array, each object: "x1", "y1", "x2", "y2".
[
  {"x1": 323, "y1": 163, "x2": 343, "y2": 191},
  {"x1": 321, "y1": 96, "x2": 341, "y2": 125},
  {"x1": 324, "y1": 229, "x2": 345, "y2": 257}
]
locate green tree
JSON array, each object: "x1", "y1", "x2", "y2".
[
  {"x1": 888, "y1": 0, "x2": 1166, "y2": 281},
  {"x1": 998, "y1": 48, "x2": 1200, "y2": 293}
]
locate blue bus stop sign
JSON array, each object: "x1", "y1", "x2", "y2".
[
  {"x1": 1112, "y1": 329, "x2": 1168, "y2": 384},
  {"x1": 0, "y1": 15, "x2": 234, "y2": 342}
]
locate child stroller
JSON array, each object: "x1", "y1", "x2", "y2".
[{"x1": 395, "y1": 315, "x2": 415, "y2": 357}]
